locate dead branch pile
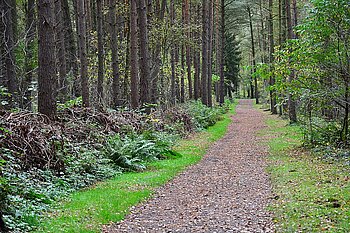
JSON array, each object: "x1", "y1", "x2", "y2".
[{"x1": 0, "y1": 106, "x2": 195, "y2": 171}]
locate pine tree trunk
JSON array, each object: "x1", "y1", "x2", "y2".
[
  {"x1": 38, "y1": 0, "x2": 57, "y2": 118},
  {"x1": 3, "y1": 0, "x2": 17, "y2": 108},
  {"x1": 248, "y1": 6, "x2": 258, "y2": 104},
  {"x1": 201, "y1": 0, "x2": 209, "y2": 106},
  {"x1": 130, "y1": 0, "x2": 140, "y2": 109},
  {"x1": 77, "y1": 0, "x2": 90, "y2": 107},
  {"x1": 22, "y1": 0, "x2": 36, "y2": 110},
  {"x1": 286, "y1": 0, "x2": 297, "y2": 123},
  {"x1": 207, "y1": 0, "x2": 213, "y2": 107},
  {"x1": 219, "y1": 0, "x2": 225, "y2": 104},
  {"x1": 97, "y1": 0, "x2": 104, "y2": 105},
  {"x1": 55, "y1": 0, "x2": 67, "y2": 102},
  {"x1": 269, "y1": 0, "x2": 277, "y2": 114},
  {"x1": 186, "y1": 0, "x2": 192, "y2": 99},
  {"x1": 109, "y1": 0, "x2": 120, "y2": 108},
  {"x1": 170, "y1": 0, "x2": 176, "y2": 105},
  {"x1": 138, "y1": 0, "x2": 151, "y2": 105},
  {"x1": 193, "y1": 4, "x2": 200, "y2": 100},
  {"x1": 62, "y1": 0, "x2": 78, "y2": 97}
]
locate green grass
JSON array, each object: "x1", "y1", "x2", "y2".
[
  {"x1": 35, "y1": 102, "x2": 237, "y2": 233},
  {"x1": 261, "y1": 114, "x2": 350, "y2": 233}
]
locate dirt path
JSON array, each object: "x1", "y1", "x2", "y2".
[{"x1": 104, "y1": 99, "x2": 274, "y2": 232}]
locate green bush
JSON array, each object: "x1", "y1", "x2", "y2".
[
  {"x1": 183, "y1": 100, "x2": 228, "y2": 130},
  {"x1": 105, "y1": 132, "x2": 175, "y2": 171}
]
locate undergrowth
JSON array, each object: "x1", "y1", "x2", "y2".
[
  {"x1": 261, "y1": 114, "x2": 350, "y2": 232},
  {"x1": 0, "y1": 100, "x2": 233, "y2": 232},
  {"x1": 33, "y1": 100, "x2": 236, "y2": 232}
]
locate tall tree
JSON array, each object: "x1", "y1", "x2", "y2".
[
  {"x1": 170, "y1": 0, "x2": 176, "y2": 105},
  {"x1": 109, "y1": 0, "x2": 120, "y2": 107},
  {"x1": 77, "y1": 0, "x2": 90, "y2": 107},
  {"x1": 219, "y1": 0, "x2": 225, "y2": 104},
  {"x1": 185, "y1": 0, "x2": 192, "y2": 99},
  {"x1": 269, "y1": 0, "x2": 277, "y2": 114},
  {"x1": 3, "y1": 0, "x2": 17, "y2": 108},
  {"x1": 286, "y1": 0, "x2": 297, "y2": 123},
  {"x1": 138, "y1": 0, "x2": 151, "y2": 105},
  {"x1": 130, "y1": 0, "x2": 140, "y2": 109},
  {"x1": 247, "y1": 6, "x2": 258, "y2": 104},
  {"x1": 97, "y1": 0, "x2": 104, "y2": 105},
  {"x1": 207, "y1": 0, "x2": 213, "y2": 107},
  {"x1": 55, "y1": 0, "x2": 67, "y2": 101},
  {"x1": 22, "y1": 0, "x2": 36, "y2": 110},
  {"x1": 193, "y1": 4, "x2": 200, "y2": 100},
  {"x1": 37, "y1": 0, "x2": 57, "y2": 118},
  {"x1": 62, "y1": 0, "x2": 78, "y2": 97},
  {"x1": 201, "y1": 0, "x2": 209, "y2": 106}
]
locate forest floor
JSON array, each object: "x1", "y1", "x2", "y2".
[{"x1": 104, "y1": 99, "x2": 275, "y2": 232}]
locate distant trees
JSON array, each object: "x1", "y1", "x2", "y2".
[
  {"x1": 0, "y1": 0, "x2": 233, "y2": 118},
  {"x1": 229, "y1": 0, "x2": 350, "y2": 144}
]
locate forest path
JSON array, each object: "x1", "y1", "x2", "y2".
[{"x1": 104, "y1": 99, "x2": 274, "y2": 232}]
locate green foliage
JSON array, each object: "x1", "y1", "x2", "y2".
[
  {"x1": 183, "y1": 100, "x2": 228, "y2": 130},
  {"x1": 57, "y1": 96, "x2": 83, "y2": 109},
  {"x1": 35, "y1": 100, "x2": 236, "y2": 233},
  {"x1": 263, "y1": 117, "x2": 350, "y2": 232}
]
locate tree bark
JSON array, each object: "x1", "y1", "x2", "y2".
[
  {"x1": 130, "y1": 0, "x2": 140, "y2": 109},
  {"x1": 185, "y1": 0, "x2": 192, "y2": 99},
  {"x1": 219, "y1": 0, "x2": 225, "y2": 104},
  {"x1": 77, "y1": 0, "x2": 90, "y2": 107},
  {"x1": 22, "y1": 0, "x2": 36, "y2": 110},
  {"x1": 55, "y1": 0, "x2": 67, "y2": 102},
  {"x1": 62, "y1": 0, "x2": 79, "y2": 97},
  {"x1": 207, "y1": 0, "x2": 213, "y2": 107},
  {"x1": 248, "y1": 6, "x2": 258, "y2": 104},
  {"x1": 109, "y1": 0, "x2": 120, "y2": 108},
  {"x1": 38, "y1": 0, "x2": 57, "y2": 118},
  {"x1": 170, "y1": 0, "x2": 176, "y2": 105},
  {"x1": 97, "y1": 0, "x2": 104, "y2": 105},
  {"x1": 201, "y1": 0, "x2": 209, "y2": 106},
  {"x1": 286, "y1": 0, "x2": 297, "y2": 123},
  {"x1": 138, "y1": 0, "x2": 151, "y2": 105},
  {"x1": 269, "y1": 0, "x2": 277, "y2": 114},
  {"x1": 3, "y1": 0, "x2": 17, "y2": 108}
]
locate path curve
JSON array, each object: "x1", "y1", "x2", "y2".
[{"x1": 104, "y1": 100, "x2": 274, "y2": 233}]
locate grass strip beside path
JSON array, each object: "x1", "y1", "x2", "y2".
[
  {"x1": 260, "y1": 114, "x2": 350, "y2": 233},
  {"x1": 35, "y1": 103, "x2": 237, "y2": 233}
]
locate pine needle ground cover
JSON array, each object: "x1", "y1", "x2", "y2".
[
  {"x1": 261, "y1": 115, "x2": 350, "y2": 232},
  {"x1": 34, "y1": 103, "x2": 237, "y2": 232}
]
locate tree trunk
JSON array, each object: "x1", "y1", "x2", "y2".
[
  {"x1": 55, "y1": 0, "x2": 67, "y2": 102},
  {"x1": 22, "y1": 0, "x2": 36, "y2": 110},
  {"x1": 3, "y1": 0, "x2": 17, "y2": 108},
  {"x1": 286, "y1": 0, "x2": 297, "y2": 123},
  {"x1": 248, "y1": 6, "x2": 258, "y2": 104},
  {"x1": 185, "y1": 0, "x2": 192, "y2": 99},
  {"x1": 38, "y1": 0, "x2": 57, "y2": 118},
  {"x1": 109, "y1": 0, "x2": 120, "y2": 108},
  {"x1": 138, "y1": 0, "x2": 151, "y2": 105},
  {"x1": 97, "y1": 0, "x2": 104, "y2": 105},
  {"x1": 77, "y1": 0, "x2": 90, "y2": 107},
  {"x1": 269, "y1": 0, "x2": 277, "y2": 114},
  {"x1": 201, "y1": 0, "x2": 209, "y2": 106},
  {"x1": 219, "y1": 0, "x2": 225, "y2": 104},
  {"x1": 207, "y1": 0, "x2": 213, "y2": 107},
  {"x1": 193, "y1": 4, "x2": 200, "y2": 100},
  {"x1": 130, "y1": 0, "x2": 140, "y2": 109},
  {"x1": 170, "y1": 0, "x2": 176, "y2": 105},
  {"x1": 62, "y1": 0, "x2": 78, "y2": 97},
  {"x1": 180, "y1": 1, "x2": 185, "y2": 103}
]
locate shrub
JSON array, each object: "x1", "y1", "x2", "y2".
[{"x1": 105, "y1": 132, "x2": 175, "y2": 171}]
